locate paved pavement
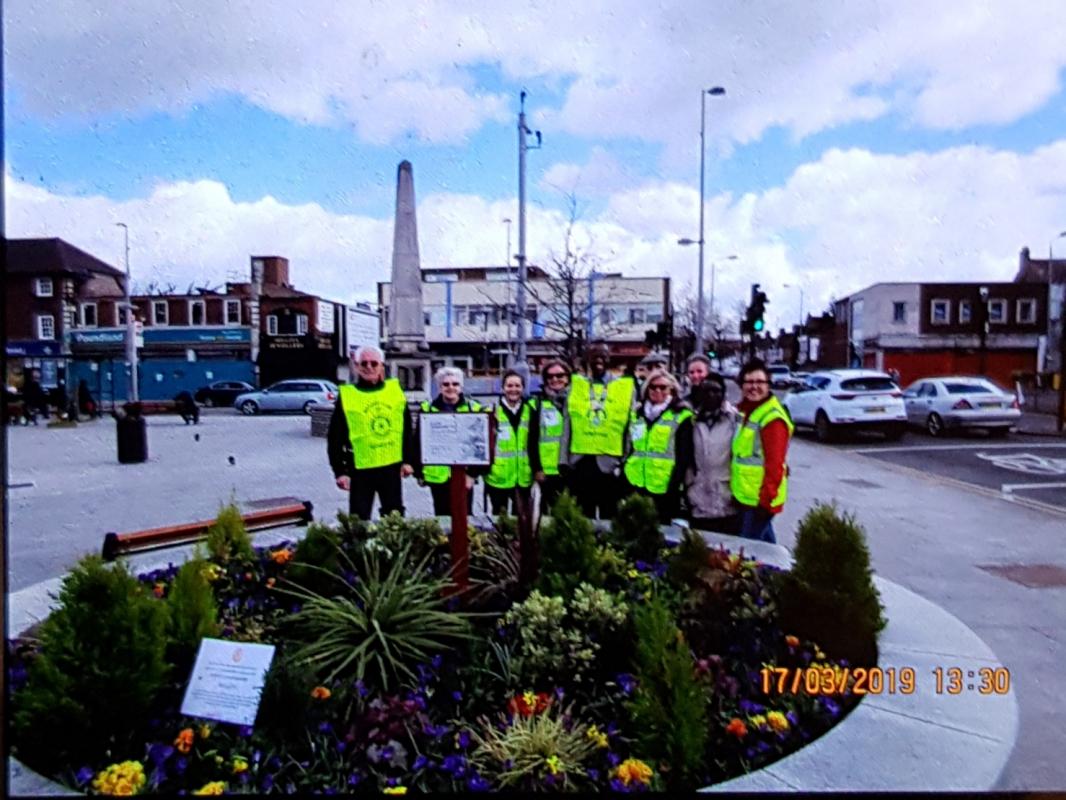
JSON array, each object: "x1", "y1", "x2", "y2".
[{"x1": 5, "y1": 407, "x2": 1066, "y2": 790}]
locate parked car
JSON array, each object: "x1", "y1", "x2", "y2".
[
  {"x1": 789, "y1": 371, "x2": 812, "y2": 390},
  {"x1": 233, "y1": 379, "x2": 338, "y2": 415},
  {"x1": 767, "y1": 364, "x2": 793, "y2": 389},
  {"x1": 901, "y1": 376, "x2": 1020, "y2": 437},
  {"x1": 194, "y1": 380, "x2": 255, "y2": 407},
  {"x1": 782, "y1": 369, "x2": 907, "y2": 442}
]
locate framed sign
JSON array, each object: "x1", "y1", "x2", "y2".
[
  {"x1": 419, "y1": 411, "x2": 491, "y2": 466},
  {"x1": 180, "y1": 638, "x2": 276, "y2": 726}
]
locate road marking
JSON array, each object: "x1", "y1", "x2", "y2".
[
  {"x1": 854, "y1": 443, "x2": 1066, "y2": 454},
  {"x1": 8, "y1": 481, "x2": 35, "y2": 490},
  {"x1": 976, "y1": 452, "x2": 1066, "y2": 475},
  {"x1": 1002, "y1": 482, "x2": 1066, "y2": 493}
]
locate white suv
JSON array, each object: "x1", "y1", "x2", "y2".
[{"x1": 782, "y1": 369, "x2": 907, "y2": 442}]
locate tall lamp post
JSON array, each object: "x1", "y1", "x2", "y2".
[
  {"x1": 783, "y1": 282, "x2": 805, "y2": 362},
  {"x1": 115, "y1": 222, "x2": 139, "y2": 402},
  {"x1": 503, "y1": 217, "x2": 513, "y2": 365},
  {"x1": 682, "y1": 86, "x2": 726, "y2": 355},
  {"x1": 678, "y1": 241, "x2": 735, "y2": 350},
  {"x1": 515, "y1": 91, "x2": 541, "y2": 379}
]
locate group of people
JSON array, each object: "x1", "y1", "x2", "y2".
[
  {"x1": 327, "y1": 344, "x2": 792, "y2": 543},
  {"x1": 7, "y1": 372, "x2": 99, "y2": 425}
]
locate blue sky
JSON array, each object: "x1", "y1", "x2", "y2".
[{"x1": 6, "y1": 1, "x2": 1066, "y2": 332}]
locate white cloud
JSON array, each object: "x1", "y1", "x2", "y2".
[{"x1": 539, "y1": 147, "x2": 638, "y2": 196}]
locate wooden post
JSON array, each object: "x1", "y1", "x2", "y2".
[
  {"x1": 448, "y1": 466, "x2": 470, "y2": 594},
  {"x1": 515, "y1": 484, "x2": 538, "y2": 591}
]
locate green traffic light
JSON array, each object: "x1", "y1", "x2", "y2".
[{"x1": 753, "y1": 319, "x2": 765, "y2": 332}]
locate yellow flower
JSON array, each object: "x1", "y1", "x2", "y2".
[
  {"x1": 545, "y1": 755, "x2": 563, "y2": 776},
  {"x1": 214, "y1": 755, "x2": 224, "y2": 766},
  {"x1": 767, "y1": 711, "x2": 790, "y2": 732},
  {"x1": 201, "y1": 563, "x2": 223, "y2": 582},
  {"x1": 586, "y1": 724, "x2": 609, "y2": 749},
  {"x1": 614, "y1": 758, "x2": 653, "y2": 787},
  {"x1": 749, "y1": 714, "x2": 768, "y2": 730},
  {"x1": 311, "y1": 685, "x2": 332, "y2": 700},
  {"x1": 626, "y1": 568, "x2": 640, "y2": 579},
  {"x1": 232, "y1": 757, "x2": 248, "y2": 774},
  {"x1": 383, "y1": 787, "x2": 408, "y2": 795},
  {"x1": 193, "y1": 781, "x2": 227, "y2": 795},
  {"x1": 91, "y1": 761, "x2": 146, "y2": 796},
  {"x1": 198, "y1": 723, "x2": 212, "y2": 739}
]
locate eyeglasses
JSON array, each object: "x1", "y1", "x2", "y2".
[
  {"x1": 440, "y1": 381, "x2": 461, "y2": 387},
  {"x1": 742, "y1": 380, "x2": 769, "y2": 386},
  {"x1": 546, "y1": 373, "x2": 567, "y2": 380},
  {"x1": 358, "y1": 360, "x2": 381, "y2": 367},
  {"x1": 648, "y1": 384, "x2": 670, "y2": 391}
]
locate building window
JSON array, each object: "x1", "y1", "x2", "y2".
[
  {"x1": 296, "y1": 314, "x2": 309, "y2": 335},
  {"x1": 892, "y1": 302, "x2": 906, "y2": 323},
  {"x1": 645, "y1": 304, "x2": 664, "y2": 324},
  {"x1": 267, "y1": 314, "x2": 278, "y2": 336},
  {"x1": 225, "y1": 299, "x2": 241, "y2": 325},
  {"x1": 153, "y1": 300, "x2": 169, "y2": 325},
  {"x1": 80, "y1": 303, "x2": 98, "y2": 327},
  {"x1": 959, "y1": 300, "x2": 972, "y2": 324},
  {"x1": 37, "y1": 314, "x2": 56, "y2": 340},
  {"x1": 35, "y1": 277, "x2": 54, "y2": 297},
  {"x1": 930, "y1": 299, "x2": 950, "y2": 325},
  {"x1": 628, "y1": 307, "x2": 646, "y2": 325},
  {"x1": 1016, "y1": 298, "x2": 1036, "y2": 324},
  {"x1": 988, "y1": 299, "x2": 1006, "y2": 324},
  {"x1": 188, "y1": 300, "x2": 206, "y2": 326}
]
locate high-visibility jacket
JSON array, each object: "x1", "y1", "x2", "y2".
[
  {"x1": 419, "y1": 397, "x2": 484, "y2": 484},
  {"x1": 623, "y1": 406, "x2": 693, "y2": 495},
  {"x1": 730, "y1": 396, "x2": 794, "y2": 508},
  {"x1": 338, "y1": 380, "x2": 406, "y2": 470},
  {"x1": 533, "y1": 394, "x2": 566, "y2": 476},
  {"x1": 486, "y1": 400, "x2": 533, "y2": 489},
  {"x1": 568, "y1": 374, "x2": 635, "y2": 457}
]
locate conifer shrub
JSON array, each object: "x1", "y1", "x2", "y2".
[
  {"x1": 536, "y1": 491, "x2": 603, "y2": 598},
  {"x1": 257, "y1": 652, "x2": 317, "y2": 743},
  {"x1": 205, "y1": 501, "x2": 255, "y2": 562},
  {"x1": 166, "y1": 556, "x2": 220, "y2": 666},
  {"x1": 371, "y1": 511, "x2": 445, "y2": 560},
  {"x1": 775, "y1": 502, "x2": 886, "y2": 665},
  {"x1": 610, "y1": 493, "x2": 664, "y2": 562},
  {"x1": 13, "y1": 556, "x2": 170, "y2": 767},
  {"x1": 666, "y1": 528, "x2": 712, "y2": 590},
  {"x1": 288, "y1": 521, "x2": 345, "y2": 595},
  {"x1": 626, "y1": 592, "x2": 708, "y2": 790}
]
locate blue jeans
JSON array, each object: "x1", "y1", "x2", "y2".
[{"x1": 739, "y1": 507, "x2": 777, "y2": 544}]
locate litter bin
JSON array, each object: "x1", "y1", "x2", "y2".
[{"x1": 116, "y1": 403, "x2": 148, "y2": 464}]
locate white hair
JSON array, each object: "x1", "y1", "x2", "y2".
[
  {"x1": 434, "y1": 366, "x2": 465, "y2": 387},
  {"x1": 351, "y1": 345, "x2": 384, "y2": 363}
]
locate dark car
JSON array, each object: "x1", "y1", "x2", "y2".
[{"x1": 194, "y1": 380, "x2": 255, "y2": 407}]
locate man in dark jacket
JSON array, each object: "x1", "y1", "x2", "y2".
[{"x1": 327, "y1": 346, "x2": 416, "y2": 520}]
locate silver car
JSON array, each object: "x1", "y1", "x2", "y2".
[
  {"x1": 901, "y1": 376, "x2": 1020, "y2": 437},
  {"x1": 233, "y1": 379, "x2": 338, "y2": 415}
]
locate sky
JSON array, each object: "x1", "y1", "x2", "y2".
[{"x1": 5, "y1": 0, "x2": 1066, "y2": 333}]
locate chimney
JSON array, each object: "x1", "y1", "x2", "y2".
[
  {"x1": 254, "y1": 256, "x2": 290, "y2": 287},
  {"x1": 1019, "y1": 246, "x2": 1031, "y2": 274}
]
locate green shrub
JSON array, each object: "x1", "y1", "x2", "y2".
[
  {"x1": 257, "y1": 651, "x2": 317, "y2": 743},
  {"x1": 205, "y1": 502, "x2": 254, "y2": 562},
  {"x1": 370, "y1": 511, "x2": 445, "y2": 559},
  {"x1": 288, "y1": 522, "x2": 344, "y2": 595},
  {"x1": 775, "y1": 502, "x2": 886, "y2": 665},
  {"x1": 610, "y1": 493, "x2": 664, "y2": 562},
  {"x1": 166, "y1": 556, "x2": 220, "y2": 665},
  {"x1": 536, "y1": 491, "x2": 603, "y2": 598},
  {"x1": 280, "y1": 542, "x2": 476, "y2": 691},
  {"x1": 626, "y1": 593, "x2": 708, "y2": 791},
  {"x1": 665, "y1": 528, "x2": 712, "y2": 590},
  {"x1": 13, "y1": 556, "x2": 170, "y2": 767},
  {"x1": 334, "y1": 511, "x2": 370, "y2": 542}
]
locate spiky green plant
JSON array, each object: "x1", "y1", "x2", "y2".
[
  {"x1": 205, "y1": 501, "x2": 254, "y2": 562},
  {"x1": 279, "y1": 542, "x2": 476, "y2": 691}
]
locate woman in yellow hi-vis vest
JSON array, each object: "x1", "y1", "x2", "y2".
[
  {"x1": 622, "y1": 369, "x2": 693, "y2": 523},
  {"x1": 731, "y1": 359, "x2": 794, "y2": 543},
  {"x1": 486, "y1": 370, "x2": 539, "y2": 515},
  {"x1": 531, "y1": 359, "x2": 572, "y2": 514},
  {"x1": 416, "y1": 366, "x2": 484, "y2": 516}
]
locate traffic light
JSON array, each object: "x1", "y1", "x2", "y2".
[{"x1": 747, "y1": 283, "x2": 768, "y2": 333}]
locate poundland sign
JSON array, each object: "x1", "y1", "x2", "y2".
[{"x1": 70, "y1": 327, "x2": 251, "y2": 345}]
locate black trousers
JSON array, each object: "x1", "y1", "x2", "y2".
[
  {"x1": 429, "y1": 481, "x2": 474, "y2": 516},
  {"x1": 486, "y1": 485, "x2": 532, "y2": 516},
  {"x1": 571, "y1": 456, "x2": 621, "y2": 521},
  {"x1": 349, "y1": 464, "x2": 404, "y2": 521},
  {"x1": 537, "y1": 473, "x2": 569, "y2": 514},
  {"x1": 690, "y1": 513, "x2": 742, "y2": 536}
]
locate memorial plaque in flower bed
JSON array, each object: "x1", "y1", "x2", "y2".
[{"x1": 180, "y1": 638, "x2": 275, "y2": 726}]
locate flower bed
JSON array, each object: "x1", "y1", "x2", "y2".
[{"x1": 8, "y1": 496, "x2": 883, "y2": 794}]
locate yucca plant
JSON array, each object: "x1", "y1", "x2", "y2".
[{"x1": 279, "y1": 542, "x2": 477, "y2": 691}]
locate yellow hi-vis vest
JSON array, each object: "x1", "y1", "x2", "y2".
[
  {"x1": 420, "y1": 398, "x2": 484, "y2": 484},
  {"x1": 339, "y1": 380, "x2": 406, "y2": 470},
  {"x1": 568, "y1": 374, "x2": 635, "y2": 457},
  {"x1": 486, "y1": 400, "x2": 533, "y2": 489},
  {"x1": 730, "y1": 396, "x2": 794, "y2": 508},
  {"x1": 534, "y1": 395, "x2": 565, "y2": 476},
  {"x1": 623, "y1": 406, "x2": 692, "y2": 495}
]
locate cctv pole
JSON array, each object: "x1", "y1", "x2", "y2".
[
  {"x1": 515, "y1": 92, "x2": 540, "y2": 381},
  {"x1": 116, "y1": 222, "x2": 139, "y2": 402}
]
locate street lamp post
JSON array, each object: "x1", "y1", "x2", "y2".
[
  {"x1": 515, "y1": 91, "x2": 541, "y2": 379},
  {"x1": 693, "y1": 86, "x2": 726, "y2": 355},
  {"x1": 783, "y1": 282, "x2": 806, "y2": 365},
  {"x1": 678, "y1": 240, "x2": 734, "y2": 350},
  {"x1": 503, "y1": 217, "x2": 513, "y2": 366},
  {"x1": 115, "y1": 222, "x2": 139, "y2": 402}
]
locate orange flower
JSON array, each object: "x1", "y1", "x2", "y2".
[
  {"x1": 613, "y1": 758, "x2": 653, "y2": 787},
  {"x1": 271, "y1": 549, "x2": 294, "y2": 565},
  {"x1": 174, "y1": 728, "x2": 195, "y2": 754},
  {"x1": 310, "y1": 686, "x2": 332, "y2": 700},
  {"x1": 785, "y1": 635, "x2": 800, "y2": 648},
  {"x1": 265, "y1": 577, "x2": 276, "y2": 588},
  {"x1": 508, "y1": 690, "x2": 551, "y2": 718},
  {"x1": 152, "y1": 582, "x2": 166, "y2": 598},
  {"x1": 725, "y1": 717, "x2": 748, "y2": 739}
]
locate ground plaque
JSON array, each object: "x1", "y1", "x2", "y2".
[{"x1": 180, "y1": 638, "x2": 276, "y2": 726}]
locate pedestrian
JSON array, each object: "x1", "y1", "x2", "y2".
[
  {"x1": 417, "y1": 366, "x2": 484, "y2": 516},
  {"x1": 566, "y1": 344, "x2": 636, "y2": 520},
  {"x1": 327, "y1": 345, "x2": 416, "y2": 521},
  {"x1": 22, "y1": 370, "x2": 48, "y2": 425},
  {"x1": 684, "y1": 354, "x2": 712, "y2": 400},
  {"x1": 635, "y1": 352, "x2": 669, "y2": 393},
  {"x1": 622, "y1": 368, "x2": 693, "y2": 523},
  {"x1": 531, "y1": 359, "x2": 572, "y2": 514},
  {"x1": 731, "y1": 358, "x2": 794, "y2": 543},
  {"x1": 485, "y1": 369, "x2": 538, "y2": 516},
  {"x1": 685, "y1": 373, "x2": 741, "y2": 534},
  {"x1": 174, "y1": 390, "x2": 199, "y2": 424},
  {"x1": 77, "y1": 379, "x2": 97, "y2": 419}
]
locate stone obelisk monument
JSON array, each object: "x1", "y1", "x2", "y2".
[{"x1": 385, "y1": 161, "x2": 431, "y2": 395}]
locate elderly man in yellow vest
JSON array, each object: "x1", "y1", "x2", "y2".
[
  {"x1": 566, "y1": 343, "x2": 636, "y2": 520},
  {"x1": 327, "y1": 345, "x2": 415, "y2": 520}
]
